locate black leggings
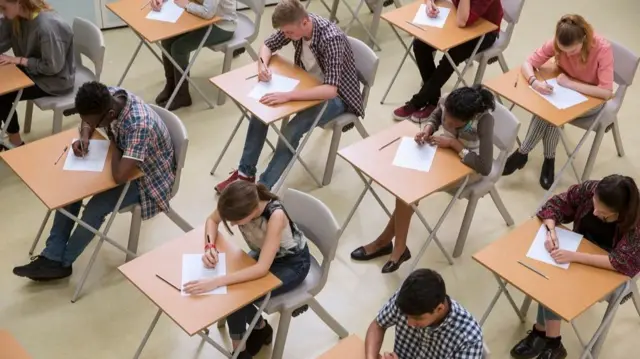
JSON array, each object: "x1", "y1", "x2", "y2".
[{"x1": 0, "y1": 85, "x2": 48, "y2": 134}]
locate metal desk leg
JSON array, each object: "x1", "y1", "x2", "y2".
[
  {"x1": 380, "y1": 26, "x2": 419, "y2": 104},
  {"x1": 28, "y1": 209, "x2": 52, "y2": 255},
  {"x1": 480, "y1": 273, "x2": 527, "y2": 326},
  {"x1": 0, "y1": 89, "x2": 23, "y2": 149},
  {"x1": 447, "y1": 34, "x2": 485, "y2": 90},
  {"x1": 339, "y1": 169, "x2": 393, "y2": 238},
  {"x1": 342, "y1": 0, "x2": 381, "y2": 51},
  {"x1": 133, "y1": 309, "x2": 163, "y2": 359},
  {"x1": 118, "y1": 40, "x2": 145, "y2": 87}
]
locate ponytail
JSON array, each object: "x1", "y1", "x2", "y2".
[
  {"x1": 473, "y1": 84, "x2": 496, "y2": 113},
  {"x1": 554, "y1": 14, "x2": 594, "y2": 64},
  {"x1": 255, "y1": 183, "x2": 279, "y2": 201},
  {"x1": 217, "y1": 181, "x2": 277, "y2": 235},
  {"x1": 596, "y1": 175, "x2": 640, "y2": 233},
  {"x1": 444, "y1": 85, "x2": 495, "y2": 122}
]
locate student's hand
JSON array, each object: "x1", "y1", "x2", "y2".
[
  {"x1": 202, "y1": 249, "x2": 218, "y2": 269},
  {"x1": 532, "y1": 80, "x2": 554, "y2": 95},
  {"x1": 72, "y1": 138, "x2": 89, "y2": 157},
  {"x1": 414, "y1": 127, "x2": 434, "y2": 145},
  {"x1": 382, "y1": 352, "x2": 399, "y2": 359},
  {"x1": 150, "y1": 0, "x2": 164, "y2": 11},
  {"x1": 556, "y1": 73, "x2": 575, "y2": 88},
  {"x1": 428, "y1": 135, "x2": 454, "y2": 148},
  {"x1": 0, "y1": 55, "x2": 20, "y2": 65},
  {"x1": 550, "y1": 249, "x2": 578, "y2": 264},
  {"x1": 174, "y1": 0, "x2": 189, "y2": 8},
  {"x1": 257, "y1": 61, "x2": 272, "y2": 82},
  {"x1": 544, "y1": 229, "x2": 559, "y2": 252},
  {"x1": 426, "y1": 0, "x2": 439, "y2": 18},
  {"x1": 260, "y1": 92, "x2": 290, "y2": 106},
  {"x1": 183, "y1": 277, "x2": 220, "y2": 295}
]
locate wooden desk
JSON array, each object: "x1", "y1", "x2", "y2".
[
  {"x1": 483, "y1": 67, "x2": 605, "y2": 127},
  {"x1": 316, "y1": 335, "x2": 364, "y2": 359},
  {"x1": 119, "y1": 227, "x2": 281, "y2": 354},
  {"x1": 0, "y1": 64, "x2": 34, "y2": 96},
  {"x1": 0, "y1": 330, "x2": 31, "y2": 359}
]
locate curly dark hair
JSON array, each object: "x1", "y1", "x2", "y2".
[
  {"x1": 74, "y1": 81, "x2": 112, "y2": 116},
  {"x1": 444, "y1": 85, "x2": 495, "y2": 122}
]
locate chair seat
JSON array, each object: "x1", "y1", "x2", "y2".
[
  {"x1": 568, "y1": 107, "x2": 614, "y2": 131},
  {"x1": 32, "y1": 67, "x2": 96, "y2": 111},
  {"x1": 473, "y1": 30, "x2": 507, "y2": 61},
  {"x1": 209, "y1": 14, "x2": 255, "y2": 51},
  {"x1": 321, "y1": 112, "x2": 358, "y2": 130},
  {"x1": 262, "y1": 255, "x2": 321, "y2": 314},
  {"x1": 118, "y1": 203, "x2": 137, "y2": 214}
]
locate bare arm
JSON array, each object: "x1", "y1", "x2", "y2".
[
  {"x1": 365, "y1": 320, "x2": 385, "y2": 359},
  {"x1": 574, "y1": 253, "x2": 616, "y2": 271},
  {"x1": 456, "y1": 0, "x2": 471, "y2": 27},
  {"x1": 205, "y1": 210, "x2": 221, "y2": 246},
  {"x1": 565, "y1": 80, "x2": 613, "y2": 100},
  {"x1": 521, "y1": 62, "x2": 536, "y2": 83},
  {"x1": 110, "y1": 152, "x2": 139, "y2": 185},
  {"x1": 259, "y1": 44, "x2": 273, "y2": 65}
]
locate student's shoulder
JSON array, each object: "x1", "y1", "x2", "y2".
[
  {"x1": 592, "y1": 34, "x2": 613, "y2": 58},
  {"x1": 311, "y1": 13, "x2": 346, "y2": 41},
  {"x1": 450, "y1": 299, "x2": 482, "y2": 339},
  {"x1": 36, "y1": 11, "x2": 72, "y2": 35}
]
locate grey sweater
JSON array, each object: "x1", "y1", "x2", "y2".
[
  {"x1": 185, "y1": 0, "x2": 237, "y2": 32},
  {"x1": 0, "y1": 11, "x2": 75, "y2": 96}
]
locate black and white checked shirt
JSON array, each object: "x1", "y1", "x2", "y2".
[
  {"x1": 264, "y1": 13, "x2": 364, "y2": 118},
  {"x1": 376, "y1": 293, "x2": 484, "y2": 359}
]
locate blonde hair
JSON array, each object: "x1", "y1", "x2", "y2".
[
  {"x1": 8, "y1": 0, "x2": 51, "y2": 34},
  {"x1": 554, "y1": 14, "x2": 594, "y2": 64},
  {"x1": 271, "y1": 0, "x2": 307, "y2": 29}
]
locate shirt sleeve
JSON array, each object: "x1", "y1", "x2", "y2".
[
  {"x1": 527, "y1": 40, "x2": 556, "y2": 69},
  {"x1": 452, "y1": 340, "x2": 484, "y2": 359},
  {"x1": 595, "y1": 41, "x2": 614, "y2": 90},
  {"x1": 264, "y1": 31, "x2": 291, "y2": 53},
  {"x1": 122, "y1": 122, "x2": 150, "y2": 162},
  {"x1": 462, "y1": 114, "x2": 493, "y2": 176},
  {"x1": 25, "y1": 28, "x2": 69, "y2": 76},
  {"x1": 0, "y1": 19, "x2": 11, "y2": 54},
  {"x1": 465, "y1": 0, "x2": 497, "y2": 26},
  {"x1": 320, "y1": 35, "x2": 347, "y2": 88},
  {"x1": 375, "y1": 292, "x2": 401, "y2": 330},
  {"x1": 425, "y1": 97, "x2": 446, "y2": 131},
  {"x1": 609, "y1": 229, "x2": 640, "y2": 278},
  {"x1": 186, "y1": 0, "x2": 219, "y2": 19},
  {"x1": 537, "y1": 181, "x2": 598, "y2": 224}
]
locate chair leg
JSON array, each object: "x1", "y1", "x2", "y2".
[
  {"x1": 126, "y1": 205, "x2": 142, "y2": 262},
  {"x1": 308, "y1": 298, "x2": 348, "y2": 338},
  {"x1": 322, "y1": 127, "x2": 342, "y2": 186},
  {"x1": 489, "y1": 187, "x2": 514, "y2": 226},
  {"x1": 473, "y1": 60, "x2": 488, "y2": 85},
  {"x1": 245, "y1": 45, "x2": 259, "y2": 61},
  {"x1": 165, "y1": 208, "x2": 194, "y2": 232},
  {"x1": 497, "y1": 54, "x2": 509, "y2": 73},
  {"x1": 52, "y1": 109, "x2": 63, "y2": 134},
  {"x1": 581, "y1": 127, "x2": 606, "y2": 182},
  {"x1": 270, "y1": 311, "x2": 293, "y2": 359},
  {"x1": 353, "y1": 119, "x2": 369, "y2": 138},
  {"x1": 24, "y1": 101, "x2": 34, "y2": 134},
  {"x1": 217, "y1": 317, "x2": 226, "y2": 329},
  {"x1": 611, "y1": 121, "x2": 625, "y2": 157},
  {"x1": 217, "y1": 51, "x2": 234, "y2": 106},
  {"x1": 453, "y1": 196, "x2": 479, "y2": 258}
]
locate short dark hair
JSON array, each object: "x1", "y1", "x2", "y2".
[
  {"x1": 444, "y1": 85, "x2": 495, "y2": 122},
  {"x1": 396, "y1": 269, "x2": 446, "y2": 316},
  {"x1": 75, "y1": 81, "x2": 112, "y2": 116}
]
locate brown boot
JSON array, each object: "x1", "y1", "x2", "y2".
[
  {"x1": 155, "y1": 55, "x2": 175, "y2": 107},
  {"x1": 166, "y1": 68, "x2": 192, "y2": 111}
]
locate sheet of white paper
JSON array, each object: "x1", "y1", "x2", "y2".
[
  {"x1": 181, "y1": 253, "x2": 227, "y2": 296},
  {"x1": 412, "y1": 5, "x2": 450, "y2": 28},
  {"x1": 63, "y1": 139, "x2": 109, "y2": 172},
  {"x1": 530, "y1": 78, "x2": 589, "y2": 109},
  {"x1": 248, "y1": 74, "x2": 300, "y2": 100},
  {"x1": 146, "y1": 0, "x2": 184, "y2": 23},
  {"x1": 526, "y1": 224, "x2": 583, "y2": 269},
  {"x1": 392, "y1": 137, "x2": 437, "y2": 172}
]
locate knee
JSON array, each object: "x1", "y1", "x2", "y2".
[{"x1": 81, "y1": 201, "x2": 112, "y2": 223}]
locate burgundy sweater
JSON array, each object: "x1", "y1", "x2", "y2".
[{"x1": 452, "y1": 0, "x2": 503, "y2": 34}]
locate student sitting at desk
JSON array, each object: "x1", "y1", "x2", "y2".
[
  {"x1": 352, "y1": 85, "x2": 495, "y2": 273},
  {"x1": 0, "y1": 0, "x2": 75, "y2": 148},
  {"x1": 365, "y1": 269, "x2": 484, "y2": 359},
  {"x1": 151, "y1": 0, "x2": 237, "y2": 110},
  {"x1": 510, "y1": 174, "x2": 640, "y2": 359},
  {"x1": 13, "y1": 81, "x2": 175, "y2": 281},
  {"x1": 184, "y1": 181, "x2": 310, "y2": 359},
  {"x1": 214, "y1": 0, "x2": 363, "y2": 193},
  {"x1": 392, "y1": 0, "x2": 502, "y2": 123},
  {"x1": 502, "y1": 14, "x2": 614, "y2": 190}
]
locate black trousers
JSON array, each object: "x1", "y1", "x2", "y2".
[
  {"x1": 409, "y1": 32, "x2": 497, "y2": 108},
  {"x1": 0, "y1": 84, "x2": 48, "y2": 134}
]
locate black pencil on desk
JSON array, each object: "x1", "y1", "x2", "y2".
[
  {"x1": 379, "y1": 137, "x2": 400, "y2": 151},
  {"x1": 54, "y1": 146, "x2": 68, "y2": 165},
  {"x1": 156, "y1": 274, "x2": 180, "y2": 291}
]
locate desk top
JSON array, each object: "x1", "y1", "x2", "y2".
[
  {"x1": 473, "y1": 217, "x2": 629, "y2": 322},
  {"x1": 107, "y1": 0, "x2": 220, "y2": 43},
  {"x1": 381, "y1": 1, "x2": 498, "y2": 51},
  {"x1": 118, "y1": 227, "x2": 282, "y2": 336},
  {"x1": 316, "y1": 335, "x2": 364, "y2": 359},
  {"x1": 0, "y1": 330, "x2": 31, "y2": 359},
  {"x1": 0, "y1": 64, "x2": 34, "y2": 96},
  {"x1": 338, "y1": 121, "x2": 473, "y2": 205},
  {"x1": 0, "y1": 129, "x2": 142, "y2": 210},
  {"x1": 483, "y1": 66, "x2": 605, "y2": 127},
  {"x1": 209, "y1": 55, "x2": 323, "y2": 124}
]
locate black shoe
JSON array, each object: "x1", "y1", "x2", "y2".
[
  {"x1": 381, "y1": 248, "x2": 411, "y2": 274},
  {"x1": 234, "y1": 350, "x2": 252, "y2": 359},
  {"x1": 510, "y1": 327, "x2": 547, "y2": 359},
  {"x1": 350, "y1": 243, "x2": 393, "y2": 261},
  {"x1": 537, "y1": 343, "x2": 567, "y2": 359},
  {"x1": 383, "y1": 0, "x2": 394, "y2": 6},
  {"x1": 503, "y1": 150, "x2": 528, "y2": 176},
  {"x1": 232, "y1": 48, "x2": 246, "y2": 58},
  {"x1": 539, "y1": 158, "x2": 555, "y2": 190},
  {"x1": 13, "y1": 256, "x2": 72, "y2": 281},
  {"x1": 246, "y1": 320, "x2": 273, "y2": 356}
]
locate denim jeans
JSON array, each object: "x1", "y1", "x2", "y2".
[
  {"x1": 238, "y1": 97, "x2": 346, "y2": 189},
  {"x1": 161, "y1": 25, "x2": 234, "y2": 69},
  {"x1": 227, "y1": 245, "x2": 311, "y2": 340},
  {"x1": 536, "y1": 303, "x2": 561, "y2": 324},
  {"x1": 41, "y1": 182, "x2": 141, "y2": 267}
]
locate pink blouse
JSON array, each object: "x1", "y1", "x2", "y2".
[{"x1": 527, "y1": 34, "x2": 614, "y2": 90}]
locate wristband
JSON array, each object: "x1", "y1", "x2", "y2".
[
  {"x1": 528, "y1": 76, "x2": 536, "y2": 86},
  {"x1": 458, "y1": 148, "x2": 469, "y2": 159},
  {"x1": 205, "y1": 243, "x2": 217, "y2": 252}
]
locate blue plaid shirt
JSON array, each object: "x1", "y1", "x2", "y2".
[{"x1": 108, "y1": 87, "x2": 175, "y2": 220}]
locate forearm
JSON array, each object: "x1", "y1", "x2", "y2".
[
  {"x1": 575, "y1": 253, "x2": 615, "y2": 271},
  {"x1": 110, "y1": 148, "x2": 124, "y2": 182},
  {"x1": 521, "y1": 62, "x2": 536, "y2": 82},
  {"x1": 456, "y1": 0, "x2": 471, "y2": 27},
  {"x1": 216, "y1": 263, "x2": 269, "y2": 287},
  {"x1": 80, "y1": 122, "x2": 94, "y2": 140},
  {"x1": 204, "y1": 215, "x2": 219, "y2": 245},
  {"x1": 569, "y1": 82, "x2": 612, "y2": 100},
  {"x1": 259, "y1": 45, "x2": 273, "y2": 64},
  {"x1": 288, "y1": 85, "x2": 337, "y2": 101},
  {"x1": 364, "y1": 321, "x2": 385, "y2": 359}
]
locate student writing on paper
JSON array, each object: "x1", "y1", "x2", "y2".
[
  {"x1": 183, "y1": 181, "x2": 310, "y2": 359},
  {"x1": 503, "y1": 14, "x2": 614, "y2": 190},
  {"x1": 151, "y1": 0, "x2": 237, "y2": 110},
  {"x1": 392, "y1": 0, "x2": 501, "y2": 123},
  {"x1": 13, "y1": 82, "x2": 176, "y2": 281},
  {"x1": 365, "y1": 269, "x2": 484, "y2": 359},
  {"x1": 0, "y1": 0, "x2": 75, "y2": 148},
  {"x1": 510, "y1": 175, "x2": 640, "y2": 359},
  {"x1": 351, "y1": 87, "x2": 495, "y2": 273},
  {"x1": 215, "y1": 0, "x2": 363, "y2": 193}
]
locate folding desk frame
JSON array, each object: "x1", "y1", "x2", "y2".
[{"x1": 0, "y1": 90, "x2": 23, "y2": 150}]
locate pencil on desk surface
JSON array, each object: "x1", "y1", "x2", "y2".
[
  {"x1": 517, "y1": 260, "x2": 549, "y2": 280},
  {"x1": 54, "y1": 146, "x2": 68, "y2": 165},
  {"x1": 245, "y1": 74, "x2": 259, "y2": 80},
  {"x1": 379, "y1": 137, "x2": 400, "y2": 151},
  {"x1": 156, "y1": 274, "x2": 180, "y2": 291},
  {"x1": 405, "y1": 21, "x2": 425, "y2": 31},
  {"x1": 514, "y1": 75, "x2": 519, "y2": 87}
]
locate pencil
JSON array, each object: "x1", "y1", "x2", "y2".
[
  {"x1": 514, "y1": 75, "x2": 519, "y2": 88},
  {"x1": 156, "y1": 274, "x2": 180, "y2": 291},
  {"x1": 405, "y1": 21, "x2": 425, "y2": 31},
  {"x1": 245, "y1": 74, "x2": 259, "y2": 80},
  {"x1": 534, "y1": 68, "x2": 550, "y2": 86},
  {"x1": 379, "y1": 137, "x2": 400, "y2": 151},
  {"x1": 517, "y1": 260, "x2": 549, "y2": 280},
  {"x1": 54, "y1": 146, "x2": 68, "y2": 165}
]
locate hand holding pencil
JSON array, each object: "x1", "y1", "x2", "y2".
[
  {"x1": 257, "y1": 58, "x2": 272, "y2": 82},
  {"x1": 202, "y1": 233, "x2": 219, "y2": 269}
]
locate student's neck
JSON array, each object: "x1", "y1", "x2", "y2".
[
  {"x1": 429, "y1": 299, "x2": 451, "y2": 327},
  {"x1": 113, "y1": 96, "x2": 127, "y2": 119},
  {"x1": 303, "y1": 22, "x2": 313, "y2": 41},
  {"x1": 253, "y1": 200, "x2": 269, "y2": 218}
]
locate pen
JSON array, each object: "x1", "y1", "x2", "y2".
[
  {"x1": 405, "y1": 21, "x2": 425, "y2": 31},
  {"x1": 517, "y1": 260, "x2": 549, "y2": 280},
  {"x1": 534, "y1": 68, "x2": 550, "y2": 87},
  {"x1": 155, "y1": 274, "x2": 180, "y2": 291},
  {"x1": 54, "y1": 146, "x2": 68, "y2": 165},
  {"x1": 379, "y1": 137, "x2": 400, "y2": 151}
]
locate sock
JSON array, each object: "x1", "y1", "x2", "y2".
[
  {"x1": 532, "y1": 325, "x2": 546, "y2": 336},
  {"x1": 545, "y1": 336, "x2": 562, "y2": 349},
  {"x1": 238, "y1": 170, "x2": 250, "y2": 178}
]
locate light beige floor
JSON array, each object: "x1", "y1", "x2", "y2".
[{"x1": 2, "y1": 0, "x2": 640, "y2": 358}]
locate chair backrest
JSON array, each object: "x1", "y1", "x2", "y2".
[
  {"x1": 603, "y1": 40, "x2": 640, "y2": 115},
  {"x1": 238, "y1": 0, "x2": 266, "y2": 44},
  {"x1": 497, "y1": 0, "x2": 526, "y2": 49},
  {"x1": 488, "y1": 102, "x2": 521, "y2": 181},
  {"x1": 347, "y1": 36, "x2": 379, "y2": 111},
  {"x1": 148, "y1": 105, "x2": 189, "y2": 198},
  {"x1": 72, "y1": 17, "x2": 106, "y2": 81},
  {"x1": 281, "y1": 189, "x2": 340, "y2": 292}
]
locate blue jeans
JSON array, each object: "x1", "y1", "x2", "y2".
[
  {"x1": 536, "y1": 303, "x2": 561, "y2": 324},
  {"x1": 238, "y1": 98, "x2": 346, "y2": 189},
  {"x1": 227, "y1": 245, "x2": 311, "y2": 340},
  {"x1": 41, "y1": 182, "x2": 141, "y2": 267}
]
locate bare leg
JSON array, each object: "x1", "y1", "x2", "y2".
[
  {"x1": 389, "y1": 198, "x2": 413, "y2": 261},
  {"x1": 362, "y1": 210, "x2": 396, "y2": 253},
  {"x1": 545, "y1": 320, "x2": 561, "y2": 338},
  {"x1": 534, "y1": 323, "x2": 546, "y2": 332}
]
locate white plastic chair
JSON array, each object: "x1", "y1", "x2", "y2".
[
  {"x1": 209, "y1": 0, "x2": 264, "y2": 105},
  {"x1": 320, "y1": 36, "x2": 376, "y2": 185},
  {"x1": 449, "y1": 102, "x2": 520, "y2": 258},
  {"x1": 561, "y1": 40, "x2": 640, "y2": 181},
  {"x1": 24, "y1": 17, "x2": 105, "y2": 135}
]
